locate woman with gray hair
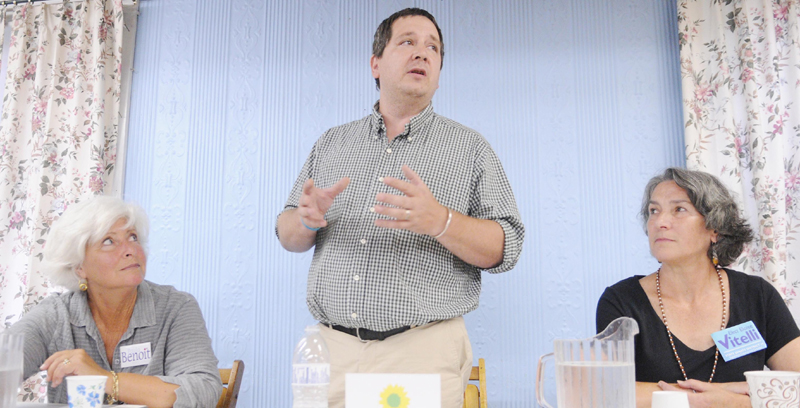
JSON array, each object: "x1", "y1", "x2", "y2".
[
  {"x1": 8, "y1": 196, "x2": 221, "y2": 407},
  {"x1": 596, "y1": 168, "x2": 800, "y2": 408}
]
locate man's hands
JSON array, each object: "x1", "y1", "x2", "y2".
[
  {"x1": 295, "y1": 166, "x2": 448, "y2": 237},
  {"x1": 297, "y1": 177, "x2": 350, "y2": 229},
  {"x1": 277, "y1": 176, "x2": 349, "y2": 252},
  {"x1": 372, "y1": 165, "x2": 448, "y2": 237},
  {"x1": 280, "y1": 165, "x2": 503, "y2": 267}
]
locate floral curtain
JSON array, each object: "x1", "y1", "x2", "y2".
[
  {"x1": 0, "y1": 0, "x2": 123, "y2": 401},
  {"x1": 680, "y1": 0, "x2": 800, "y2": 317}
]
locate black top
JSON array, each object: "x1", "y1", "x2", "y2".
[{"x1": 596, "y1": 269, "x2": 800, "y2": 383}]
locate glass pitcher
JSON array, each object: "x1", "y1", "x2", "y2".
[{"x1": 536, "y1": 317, "x2": 639, "y2": 408}]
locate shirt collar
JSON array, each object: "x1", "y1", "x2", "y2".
[
  {"x1": 68, "y1": 291, "x2": 92, "y2": 327},
  {"x1": 371, "y1": 101, "x2": 435, "y2": 140},
  {"x1": 68, "y1": 281, "x2": 156, "y2": 329}
]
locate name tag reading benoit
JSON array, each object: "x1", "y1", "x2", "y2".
[
  {"x1": 711, "y1": 321, "x2": 767, "y2": 362},
  {"x1": 120, "y1": 342, "x2": 152, "y2": 368}
]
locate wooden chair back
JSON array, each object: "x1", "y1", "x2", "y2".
[
  {"x1": 217, "y1": 359, "x2": 245, "y2": 408},
  {"x1": 463, "y1": 358, "x2": 487, "y2": 408}
]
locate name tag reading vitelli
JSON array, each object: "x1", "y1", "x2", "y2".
[
  {"x1": 711, "y1": 321, "x2": 767, "y2": 362},
  {"x1": 120, "y1": 342, "x2": 152, "y2": 368}
]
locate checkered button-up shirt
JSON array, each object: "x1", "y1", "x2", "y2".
[{"x1": 279, "y1": 102, "x2": 524, "y2": 332}]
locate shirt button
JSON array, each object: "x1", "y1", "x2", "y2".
[
  {"x1": 386, "y1": 148, "x2": 392, "y2": 154},
  {"x1": 353, "y1": 275, "x2": 360, "y2": 281},
  {"x1": 409, "y1": 137, "x2": 414, "y2": 141},
  {"x1": 351, "y1": 313, "x2": 358, "y2": 319},
  {"x1": 378, "y1": 177, "x2": 384, "y2": 182},
  {"x1": 360, "y1": 238, "x2": 366, "y2": 244}
]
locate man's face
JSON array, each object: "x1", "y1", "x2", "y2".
[{"x1": 371, "y1": 16, "x2": 442, "y2": 103}]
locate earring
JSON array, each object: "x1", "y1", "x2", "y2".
[
  {"x1": 79, "y1": 279, "x2": 88, "y2": 291},
  {"x1": 711, "y1": 243, "x2": 720, "y2": 267}
]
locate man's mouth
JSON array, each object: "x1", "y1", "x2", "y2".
[{"x1": 408, "y1": 68, "x2": 426, "y2": 76}]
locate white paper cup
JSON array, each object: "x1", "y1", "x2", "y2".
[
  {"x1": 651, "y1": 390, "x2": 690, "y2": 408},
  {"x1": 66, "y1": 375, "x2": 107, "y2": 408},
  {"x1": 744, "y1": 370, "x2": 800, "y2": 408}
]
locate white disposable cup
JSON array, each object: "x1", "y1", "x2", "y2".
[
  {"x1": 0, "y1": 331, "x2": 24, "y2": 408},
  {"x1": 651, "y1": 390, "x2": 690, "y2": 408},
  {"x1": 744, "y1": 370, "x2": 800, "y2": 408},
  {"x1": 65, "y1": 375, "x2": 107, "y2": 408}
]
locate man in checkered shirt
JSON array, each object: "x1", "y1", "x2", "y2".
[{"x1": 277, "y1": 7, "x2": 524, "y2": 408}]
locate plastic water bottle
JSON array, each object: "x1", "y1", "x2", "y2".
[{"x1": 292, "y1": 325, "x2": 330, "y2": 408}]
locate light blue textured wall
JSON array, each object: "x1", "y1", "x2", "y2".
[{"x1": 124, "y1": 0, "x2": 684, "y2": 406}]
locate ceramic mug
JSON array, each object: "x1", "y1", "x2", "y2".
[{"x1": 744, "y1": 370, "x2": 800, "y2": 408}]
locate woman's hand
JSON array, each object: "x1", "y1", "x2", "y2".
[
  {"x1": 659, "y1": 380, "x2": 750, "y2": 408},
  {"x1": 40, "y1": 349, "x2": 109, "y2": 388}
]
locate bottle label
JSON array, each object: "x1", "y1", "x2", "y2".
[{"x1": 292, "y1": 363, "x2": 330, "y2": 384}]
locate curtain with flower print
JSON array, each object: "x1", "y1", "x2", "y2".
[
  {"x1": 0, "y1": 0, "x2": 123, "y2": 401},
  {"x1": 680, "y1": 0, "x2": 800, "y2": 317}
]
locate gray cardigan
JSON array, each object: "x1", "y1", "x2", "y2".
[{"x1": 9, "y1": 280, "x2": 222, "y2": 407}]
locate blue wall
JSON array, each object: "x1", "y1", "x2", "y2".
[{"x1": 124, "y1": 0, "x2": 684, "y2": 406}]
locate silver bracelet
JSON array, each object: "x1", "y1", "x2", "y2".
[{"x1": 433, "y1": 208, "x2": 452, "y2": 239}]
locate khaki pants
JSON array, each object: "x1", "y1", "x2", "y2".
[{"x1": 319, "y1": 317, "x2": 473, "y2": 408}]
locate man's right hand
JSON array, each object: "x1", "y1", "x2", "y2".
[
  {"x1": 277, "y1": 176, "x2": 350, "y2": 253},
  {"x1": 297, "y1": 177, "x2": 350, "y2": 229}
]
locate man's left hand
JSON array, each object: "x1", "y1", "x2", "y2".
[{"x1": 373, "y1": 165, "x2": 448, "y2": 236}]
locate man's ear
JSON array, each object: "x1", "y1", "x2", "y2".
[{"x1": 370, "y1": 55, "x2": 380, "y2": 80}]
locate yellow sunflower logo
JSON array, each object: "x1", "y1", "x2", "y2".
[{"x1": 379, "y1": 384, "x2": 410, "y2": 408}]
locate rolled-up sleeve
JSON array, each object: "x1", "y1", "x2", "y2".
[
  {"x1": 470, "y1": 144, "x2": 525, "y2": 274},
  {"x1": 156, "y1": 296, "x2": 222, "y2": 408}
]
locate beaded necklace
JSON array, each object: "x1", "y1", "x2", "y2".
[{"x1": 655, "y1": 266, "x2": 726, "y2": 382}]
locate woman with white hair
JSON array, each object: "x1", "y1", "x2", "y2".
[{"x1": 8, "y1": 196, "x2": 221, "y2": 407}]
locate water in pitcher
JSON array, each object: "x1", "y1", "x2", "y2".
[
  {"x1": 0, "y1": 366, "x2": 21, "y2": 408},
  {"x1": 556, "y1": 361, "x2": 635, "y2": 408},
  {"x1": 536, "y1": 317, "x2": 638, "y2": 408}
]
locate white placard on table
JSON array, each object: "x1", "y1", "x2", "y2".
[{"x1": 345, "y1": 373, "x2": 441, "y2": 408}]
